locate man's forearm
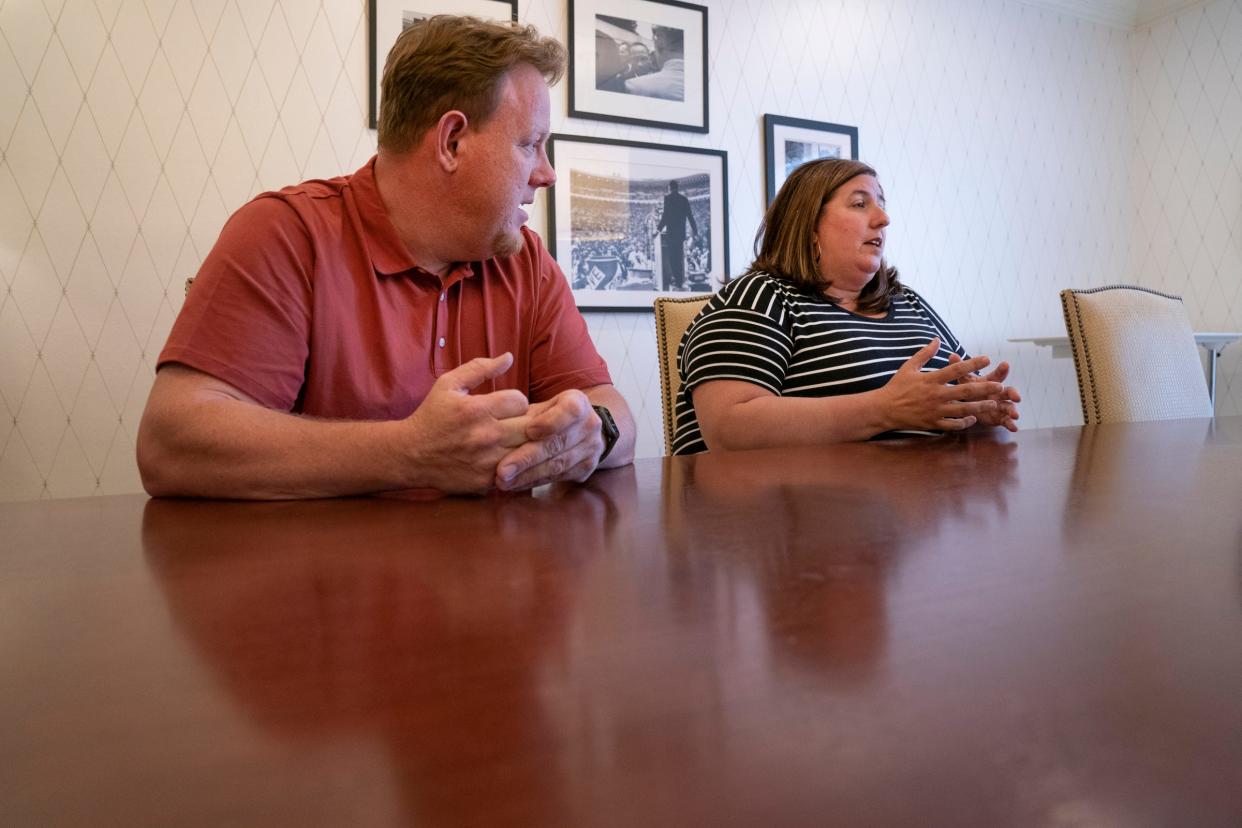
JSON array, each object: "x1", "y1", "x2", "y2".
[
  {"x1": 138, "y1": 394, "x2": 414, "y2": 499},
  {"x1": 139, "y1": 365, "x2": 635, "y2": 499}
]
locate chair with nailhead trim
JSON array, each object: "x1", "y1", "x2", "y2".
[{"x1": 1060, "y1": 284, "x2": 1211, "y2": 424}]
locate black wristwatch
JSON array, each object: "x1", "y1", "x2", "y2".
[{"x1": 593, "y1": 405, "x2": 619, "y2": 463}]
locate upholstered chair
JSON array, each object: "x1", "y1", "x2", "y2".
[
  {"x1": 653, "y1": 295, "x2": 710, "y2": 454},
  {"x1": 1059, "y1": 285, "x2": 1211, "y2": 424}
]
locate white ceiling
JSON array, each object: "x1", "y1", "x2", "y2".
[{"x1": 1017, "y1": 0, "x2": 1211, "y2": 28}]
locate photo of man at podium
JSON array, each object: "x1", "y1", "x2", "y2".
[
  {"x1": 654, "y1": 179, "x2": 698, "y2": 291},
  {"x1": 561, "y1": 160, "x2": 719, "y2": 305}
]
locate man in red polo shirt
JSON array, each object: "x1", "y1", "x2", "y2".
[{"x1": 136, "y1": 16, "x2": 635, "y2": 498}]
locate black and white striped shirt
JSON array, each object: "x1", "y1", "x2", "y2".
[{"x1": 671, "y1": 271, "x2": 968, "y2": 455}]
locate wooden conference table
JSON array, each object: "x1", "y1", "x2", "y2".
[{"x1": 4, "y1": 418, "x2": 1242, "y2": 826}]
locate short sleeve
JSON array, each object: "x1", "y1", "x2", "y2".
[
  {"x1": 901, "y1": 286, "x2": 969, "y2": 360},
  {"x1": 525, "y1": 232, "x2": 613, "y2": 402},
  {"x1": 679, "y1": 274, "x2": 795, "y2": 396},
  {"x1": 157, "y1": 196, "x2": 314, "y2": 410}
]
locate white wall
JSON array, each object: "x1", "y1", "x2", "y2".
[
  {"x1": 1128, "y1": 0, "x2": 1242, "y2": 412},
  {"x1": 0, "y1": 0, "x2": 1230, "y2": 501}
]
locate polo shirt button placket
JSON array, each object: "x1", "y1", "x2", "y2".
[{"x1": 434, "y1": 283, "x2": 450, "y2": 375}]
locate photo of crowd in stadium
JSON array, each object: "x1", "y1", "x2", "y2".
[
  {"x1": 547, "y1": 135, "x2": 729, "y2": 310},
  {"x1": 568, "y1": 170, "x2": 711, "y2": 293}
]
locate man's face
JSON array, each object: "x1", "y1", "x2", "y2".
[{"x1": 458, "y1": 63, "x2": 555, "y2": 260}]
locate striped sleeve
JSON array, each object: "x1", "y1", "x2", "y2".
[
  {"x1": 678, "y1": 274, "x2": 795, "y2": 396},
  {"x1": 900, "y1": 286, "x2": 968, "y2": 359}
]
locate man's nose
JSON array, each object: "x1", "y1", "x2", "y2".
[{"x1": 532, "y1": 148, "x2": 556, "y2": 188}]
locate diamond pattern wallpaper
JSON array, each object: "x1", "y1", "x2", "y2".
[{"x1": 0, "y1": 0, "x2": 1238, "y2": 500}]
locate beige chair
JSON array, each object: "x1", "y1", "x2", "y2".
[
  {"x1": 1059, "y1": 285, "x2": 1211, "y2": 424},
  {"x1": 653, "y1": 295, "x2": 711, "y2": 454}
]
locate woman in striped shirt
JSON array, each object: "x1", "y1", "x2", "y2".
[{"x1": 672, "y1": 158, "x2": 1021, "y2": 455}]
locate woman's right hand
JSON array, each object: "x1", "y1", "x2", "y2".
[{"x1": 877, "y1": 338, "x2": 1004, "y2": 431}]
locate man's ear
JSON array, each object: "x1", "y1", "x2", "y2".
[{"x1": 432, "y1": 110, "x2": 469, "y2": 173}]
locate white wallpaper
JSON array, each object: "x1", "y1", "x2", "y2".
[
  {"x1": 0, "y1": 0, "x2": 1236, "y2": 501},
  {"x1": 1128, "y1": 1, "x2": 1242, "y2": 412}
]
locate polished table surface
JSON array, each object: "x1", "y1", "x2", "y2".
[{"x1": 4, "y1": 418, "x2": 1242, "y2": 826}]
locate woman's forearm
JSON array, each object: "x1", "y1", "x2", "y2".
[{"x1": 704, "y1": 391, "x2": 894, "y2": 451}]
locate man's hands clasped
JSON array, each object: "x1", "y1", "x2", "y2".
[
  {"x1": 493, "y1": 389, "x2": 604, "y2": 491},
  {"x1": 878, "y1": 338, "x2": 1022, "y2": 433},
  {"x1": 402, "y1": 352, "x2": 605, "y2": 495},
  {"x1": 404, "y1": 339, "x2": 1018, "y2": 496}
]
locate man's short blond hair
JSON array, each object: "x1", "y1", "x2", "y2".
[{"x1": 378, "y1": 15, "x2": 565, "y2": 154}]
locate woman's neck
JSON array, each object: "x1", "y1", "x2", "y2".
[
  {"x1": 824, "y1": 287, "x2": 888, "y2": 319},
  {"x1": 823, "y1": 288, "x2": 861, "y2": 311}
]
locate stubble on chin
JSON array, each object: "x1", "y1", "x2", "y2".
[{"x1": 491, "y1": 228, "x2": 524, "y2": 259}]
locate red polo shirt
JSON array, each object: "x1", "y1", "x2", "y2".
[{"x1": 159, "y1": 157, "x2": 611, "y2": 419}]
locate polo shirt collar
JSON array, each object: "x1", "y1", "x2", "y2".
[{"x1": 351, "y1": 155, "x2": 476, "y2": 283}]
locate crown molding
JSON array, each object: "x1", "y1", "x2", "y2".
[
  {"x1": 1014, "y1": 0, "x2": 1210, "y2": 30},
  {"x1": 1016, "y1": 0, "x2": 1138, "y2": 29},
  {"x1": 1134, "y1": 0, "x2": 1212, "y2": 28}
]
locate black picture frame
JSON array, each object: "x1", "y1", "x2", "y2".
[
  {"x1": 763, "y1": 114, "x2": 859, "y2": 205},
  {"x1": 547, "y1": 134, "x2": 729, "y2": 311},
  {"x1": 568, "y1": 0, "x2": 709, "y2": 133},
  {"x1": 368, "y1": 0, "x2": 518, "y2": 129}
]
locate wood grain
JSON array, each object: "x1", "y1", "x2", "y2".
[{"x1": 4, "y1": 418, "x2": 1242, "y2": 826}]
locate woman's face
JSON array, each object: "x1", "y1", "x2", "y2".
[{"x1": 813, "y1": 174, "x2": 889, "y2": 295}]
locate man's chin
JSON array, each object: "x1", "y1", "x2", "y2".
[{"x1": 491, "y1": 229, "x2": 525, "y2": 259}]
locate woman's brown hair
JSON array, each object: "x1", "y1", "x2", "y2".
[
  {"x1": 378, "y1": 15, "x2": 565, "y2": 154},
  {"x1": 745, "y1": 158, "x2": 901, "y2": 315}
]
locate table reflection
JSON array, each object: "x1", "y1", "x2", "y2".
[
  {"x1": 22, "y1": 421, "x2": 1239, "y2": 825},
  {"x1": 1061, "y1": 417, "x2": 1219, "y2": 547},
  {"x1": 661, "y1": 436, "x2": 1020, "y2": 683},
  {"x1": 142, "y1": 472, "x2": 634, "y2": 826}
]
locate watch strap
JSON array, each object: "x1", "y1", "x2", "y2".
[{"x1": 593, "y1": 405, "x2": 619, "y2": 463}]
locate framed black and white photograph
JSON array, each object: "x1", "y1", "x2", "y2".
[
  {"x1": 547, "y1": 134, "x2": 728, "y2": 310},
  {"x1": 764, "y1": 114, "x2": 859, "y2": 204},
  {"x1": 568, "y1": 0, "x2": 708, "y2": 133},
  {"x1": 369, "y1": 0, "x2": 518, "y2": 129}
]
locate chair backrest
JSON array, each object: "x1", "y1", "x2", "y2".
[
  {"x1": 1059, "y1": 284, "x2": 1211, "y2": 424},
  {"x1": 653, "y1": 295, "x2": 710, "y2": 454}
]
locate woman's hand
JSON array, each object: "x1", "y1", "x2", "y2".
[
  {"x1": 947, "y1": 353, "x2": 1022, "y2": 432},
  {"x1": 877, "y1": 338, "x2": 1008, "y2": 432}
]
